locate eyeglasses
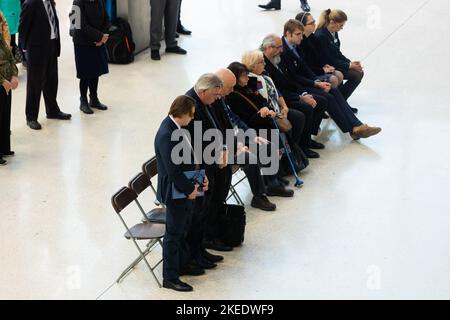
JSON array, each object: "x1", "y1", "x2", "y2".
[
  {"x1": 293, "y1": 32, "x2": 303, "y2": 36},
  {"x1": 256, "y1": 60, "x2": 266, "y2": 65},
  {"x1": 272, "y1": 45, "x2": 283, "y2": 49},
  {"x1": 305, "y1": 20, "x2": 316, "y2": 26}
]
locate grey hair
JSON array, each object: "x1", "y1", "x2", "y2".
[
  {"x1": 259, "y1": 34, "x2": 279, "y2": 51},
  {"x1": 241, "y1": 50, "x2": 264, "y2": 72},
  {"x1": 194, "y1": 73, "x2": 223, "y2": 92}
]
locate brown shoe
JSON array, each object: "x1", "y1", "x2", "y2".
[{"x1": 351, "y1": 125, "x2": 382, "y2": 140}]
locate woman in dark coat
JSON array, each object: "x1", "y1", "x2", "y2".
[
  {"x1": 314, "y1": 9, "x2": 364, "y2": 101},
  {"x1": 0, "y1": 11, "x2": 19, "y2": 165},
  {"x1": 70, "y1": 0, "x2": 111, "y2": 114}
]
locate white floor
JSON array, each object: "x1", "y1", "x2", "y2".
[{"x1": 0, "y1": 0, "x2": 449, "y2": 299}]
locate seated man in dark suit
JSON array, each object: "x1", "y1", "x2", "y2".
[
  {"x1": 185, "y1": 74, "x2": 232, "y2": 265},
  {"x1": 155, "y1": 95, "x2": 209, "y2": 292}
]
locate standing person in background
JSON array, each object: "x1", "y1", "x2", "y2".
[
  {"x1": 177, "y1": 0, "x2": 191, "y2": 35},
  {"x1": 70, "y1": 0, "x2": 110, "y2": 115},
  {"x1": 0, "y1": 0, "x2": 22, "y2": 63},
  {"x1": 258, "y1": 0, "x2": 310, "y2": 12},
  {"x1": 0, "y1": 12, "x2": 19, "y2": 165},
  {"x1": 150, "y1": 0, "x2": 187, "y2": 61},
  {"x1": 315, "y1": 9, "x2": 364, "y2": 102},
  {"x1": 19, "y1": 0, "x2": 72, "y2": 130}
]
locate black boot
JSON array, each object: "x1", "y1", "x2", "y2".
[
  {"x1": 258, "y1": 1, "x2": 281, "y2": 10},
  {"x1": 300, "y1": 0, "x2": 310, "y2": 12},
  {"x1": 89, "y1": 95, "x2": 108, "y2": 110},
  {"x1": 80, "y1": 97, "x2": 93, "y2": 114}
]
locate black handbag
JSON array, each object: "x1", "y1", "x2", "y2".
[{"x1": 218, "y1": 203, "x2": 246, "y2": 247}]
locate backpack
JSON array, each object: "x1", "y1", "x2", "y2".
[
  {"x1": 217, "y1": 204, "x2": 246, "y2": 247},
  {"x1": 106, "y1": 17, "x2": 135, "y2": 64}
]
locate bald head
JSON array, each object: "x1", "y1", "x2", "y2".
[{"x1": 215, "y1": 68, "x2": 236, "y2": 97}]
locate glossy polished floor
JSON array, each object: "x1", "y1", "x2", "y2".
[{"x1": 1, "y1": 0, "x2": 449, "y2": 299}]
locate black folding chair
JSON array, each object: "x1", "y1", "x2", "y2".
[
  {"x1": 142, "y1": 156, "x2": 166, "y2": 209},
  {"x1": 129, "y1": 172, "x2": 166, "y2": 224},
  {"x1": 112, "y1": 186, "x2": 165, "y2": 286}
]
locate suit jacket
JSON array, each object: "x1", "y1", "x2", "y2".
[
  {"x1": 281, "y1": 36, "x2": 317, "y2": 88},
  {"x1": 263, "y1": 54, "x2": 307, "y2": 102},
  {"x1": 298, "y1": 34, "x2": 328, "y2": 76},
  {"x1": 185, "y1": 88, "x2": 219, "y2": 179},
  {"x1": 155, "y1": 116, "x2": 196, "y2": 205},
  {"x1": 19, "y1": 0, "x2": 61, "y2": 65},
  {"x1": 314, "y1": 28, "x2": 350, "y2": 74}
]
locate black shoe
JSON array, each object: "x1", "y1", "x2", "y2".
[
  {"x1": 322, "y1": 112, "x2": 330, "y2": 119},
  {"x1": 258, "y1": 2, "x2": 280, "y2": 10},
  {"x1": 163, "y1": 279, "x2": 193, "y2": 292},
  {"x1": 2, "y1": 151, "x2": 15, "y2": 157},
  {"x1": 201, "y1": 249, "x2": 224, "y2": 263},
  {"x1": 350, "y1": 107, "x2": 358, "y2": 114},
  {"x1": 194, "y1": 256, "x2": 217, "y2": 269},
  {"x1": 0, "y1": 158, "x2": 6, "y2": 166},
  {"x1": 300, "y1": 0, "x2": 310, "y2": 12},
  {"x1": 308, "y1": 140, "x2": 325, "y2": 150},
  {"x1": 278, "y1": 177, "x2": 290, "y2": 186},
  {"x1": 89, "y1": 95, "x2": 108, "y2": 110},
  {"x1": 203, "y1": 239, "x2": 233, "y2": 252},
  {"x1": 47, "y1": 111, "x2": 71, "y2": 120},
  {"x1": 251, "y1": 195, "x2": 276, "y2": 211},
  {"x1": 267, "y1": 185, "x2": 295, "y2": 197},
  {"x1": 27, "y1": 120, "x2": 42, "y2": 130},
  {"x1": 151, "y1": 50, "x2": 160, "y2": 60},
  {"x1": 304, "y1": 148, "x2": 320, "y2": 159},
  {"x1": 166, "y1": 46, "x2": 187, "y2": 55},
  {"x1": 180, "y1": 263, "x2": 205, "y2": 276},
  {"x1": 80, "y1": 97, "x2": 93, "y2": 114},
  {"x1": 177, "y1": 24, "x2": 192, "y2": 35}
]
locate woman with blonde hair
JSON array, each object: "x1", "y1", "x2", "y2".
[{"x1": 315, "y1": 9, "x2": 364, "y2": 101}]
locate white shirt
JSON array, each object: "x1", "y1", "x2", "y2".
[
  {"x1": 169, "y1": 115, "x2": 181, "y2": 129},
  {"x1": 43, "y1": 0, "x2": 58, "y2": 40}
]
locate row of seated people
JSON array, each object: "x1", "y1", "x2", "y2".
[{"x1": 154, "y1": 9, "x2": 382, "y2": 292}]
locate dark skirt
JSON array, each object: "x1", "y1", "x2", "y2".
[{"x1": 74, "y1": 45, "x2": 109, "y2": 79}]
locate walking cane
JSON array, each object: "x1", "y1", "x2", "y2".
[{"x1": 272, "y1": 118, "x2": 304, "y2": 187}]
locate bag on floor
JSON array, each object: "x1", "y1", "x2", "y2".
[
  {"x1": 218, "y1": 203, "x2": 246, "y2": 247},
  {"x1": 106, "y1": 17, "x2": 135, "y2": 64}
]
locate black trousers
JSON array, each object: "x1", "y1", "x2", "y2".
[
  {"x1": 339, "y1": 69, "x2": 364, "y2": 100},
  {"x1": 186, "y1": 165, "x2": 216, "y2": 260},
  {"x1": 177, "y1": 0, "x2": 182, "y2": 26},
  {"x1": 308, "y1": 87, "x2": 362, "y2": 133},
  {"x1": 286, "y1": 108, "x2": 305, "y2": 148},
  {"x1": 25, "y1": 40, "x2": 61, "y2": 121},
  {"x1": 286, "y1": 98, "x2": 325, "y2": 148},
  {"x1": 0, "y1": 88, "x2": 12, "y2": 156},
  {"x1": 163, "y1": 199, "x2": 195, "y2": 281},
  {"x1": 204, "y1": 165, "x2": 232, "y2": 241},
  {"x1": 240, "y1": 152, "x2": 269, "y2": 196}
]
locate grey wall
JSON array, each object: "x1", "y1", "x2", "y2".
[{"x1": 117, "y1": 0, "x2": 150, "y2": 53}]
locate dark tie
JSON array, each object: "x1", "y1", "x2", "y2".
[{"x1": 45, "y1": 0, "x2": 57, "y2": 36}]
